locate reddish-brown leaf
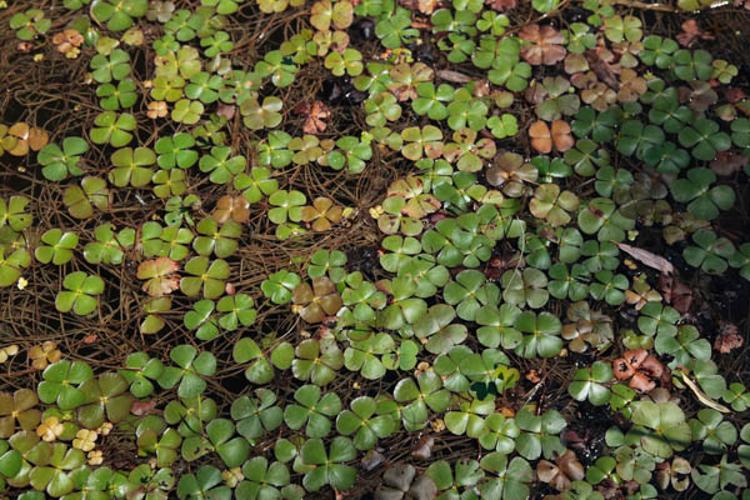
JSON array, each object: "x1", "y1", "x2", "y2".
[
  {"x1": 676, "y1": 20, "x2": 714, "y2": 48},
  {"x1": 137, "y1": 257, "x2": 180, "y2": 297},
  {"x1": 585, "y1": 49, "x2": 619, "y2": 90},
  {"x1": 411, "y1": 435, "x2": 434, "y2": 460},
  {"x1": 519, "y1": 24, "x2": 566, "y2": 66},
  {"x1": 710, "y1": 151, "x2": 748, "y2": 176},
  {"x1": 131, "y1": 400, "x2": 159, "y2": 416},
  {"x1": 659, "y1": 274, "x2": 694, "y2": 314},
  {"x1": 486, "y1": 0, "x2": 517, "y2": 11},
  {"x1": 551, "y1": 120, "x2": 574, "y2": 152},
  {"x1": 714, "y1": 321, "x2": 744, "y2": 353},
  {"x1": 529, "y1": 120, "x2": 552, "y2": 153},
  {"x1": 303, "y1": 101, "x2": 331, "y2": 135}
]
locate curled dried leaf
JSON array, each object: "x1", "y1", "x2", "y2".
[{"x1": 616, "y1": 242, "x2": 674, "y2": 275}]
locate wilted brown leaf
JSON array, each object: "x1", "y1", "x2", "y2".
[
  {"x1": 411, "y1": 435, "x2": 434, "y2": 460},
  {"x1": 300, "y1": 197, "x2": 344, "y2": 232},
  {"x1": 585, "y1": 49, "x2": 619, "y2": 90},
  {"x1": 714, "y1": 321, "x2": 744, "y2": 353},
  {"x1": 529, "y1": 120, "x2": 552, "y2": 154},
  {"x1": 436, "y1": 69, "x2": 472, "y2": 84},
  {"x1": 710, "y1": 151, "x2": 747, "y2": 176},
  {"x1": 486, "y1": 0, "x2": 517, "y2": 11},
  {"x1": 303, "y1": 101, "x2": 331, "y2": 135},
  {"x1": 519, "y1": 24, "x2": 566, "y2": 66},
  {"x1": 612, "y1": 349, "x2": 666, "y2": 393},
  {"x1": 131, "y1": 400, "x2": 160, "y2": 416},
  {"x1": 659, "y1": 274, "x2": 693, "y2": 314},
  {"x1": 137, "y1": 257, "x2": 180, "y2": 297},
  {"x1": 417, "y1": 0, "x2": 436, "y2": 14},
  {"x1": 213, "y1": 195, "x2": 250, "y2": 224},
  {"x1": 676, "y1": 19, "x2": 714, "y2": 48}
]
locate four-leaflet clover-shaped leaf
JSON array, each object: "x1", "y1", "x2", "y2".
[
  {"x1": 63, "y1": 176, "x2": 111, "y2": 219},
  {"x1": 217, "y1": 293, "x2": 257, "y2": 331},
  {"x1": 109, "y1": 147, "x2": 156, "y2": 188},
  {"x1": 324, "y1": 48, "x2": 363, "y2": 77},
  {"x1": 292, "y1": 277, "x2": 343, "y2": 324},
  {"x1": 176, "y1": 465, "x2": 231, "y2": 500},
  {"x1": 255, "y1": 50, "x2": 298, "y2": 88},
  {"x1": 443, "y1": 269, "x2": 500, "y2": 322},
  {"x1": 236, "y1": 456, "x2": 293, "y2": 499},
  {"x1": 479, "y1": 453, "x2": 533, "y2": 500},
  {"x1": 568, "y1": 361, "x2": 613, "y2": 405},
  {"x1": 26, "y1": 442, "x2": 85, "y2": 497},
  {"x1": 0, "y1": 247, "x2": 31, "y2": 288},
  {"x1": 261, "y1": 270, "x2": 301, "y2": 304},
  {"x1": 683, "y1": 228, "x2": 736, "y2": 274},
  {"x1": 184, "y1": 299, "x2": 220, "y2": 341},
  {"x1": 77, "y1": 372, "x2": 133, "y2": 429},
  {"x1": 199, "y1": 146, "x2": 247, "y2": 184},
  {"x1": 445, "y1": 397, "x2": 495, "y2": 438},
  {"x1": 231, "y1": 389, "x2": 283, "y2": 443},
  {"x1": 678, "y1": 118, "x2": 731, "y2": 161},
  {"x1": 0, "y1": 195, "x2": 32, "y2": 232},
  {"x1": 671, "y1": 168, "x2": 735, "y2": 221},
  {"x1": 577, "y1": 197, "x2": 635, "y2": 242},
  {"x1": 180, "y1": 256, "x2": 230, "y2": 299},
  {"x1": 514, "y1": 407, "x2": 566, "y2": 460},
  {"x1": 90, "y1": 112, "x2": 137, "y2": 148},
  {"x1": 97, "y1": 78, "x2": 138, "y2": 111},
  {"x1": 529, "y1": 184, "x2": 580, "y2": 227},
  {"x1": 284, "y1": 384, "x2": 342, "y2": 438},
  {"x1": 630, "y1": 400, "x2": 692, "y2": 458},
  {"x1": 234, "y1": 167, "x2": 279, "y2": 204},
  {"x1": 185, "y1": 72, "x2": 223, "y2": 104},
  {"x1": 501, "y1": 268, "x2": 549, "y2": 309},
  {"x1": 689, "y1": 409, "x2": 738, "y2": 455},
  {"x1": 476, "y1": 303, "x2": 522, "y2": 350},
  {"x1": 55, "y1": 271, "x2": 104, "y2": 315},
  {"x1": 0, "y1": 388, "x2": 40, "y2": 438},
  {"x1": 10, "y1": 9, "x2": 51, "y2": 40},
  {"x1": 83, "y1": 223, "x2": 135, "y2": 265},
  {"x1": 300, "y1": 437, "x2": 357, "y2": 492},
  {"x1": 155, "y1": 133, "x2": 199, "y2": 170},
  {"x1": 205, "y1": 418, "x2": 250, "y2": 467},
  {"x1": 193, "y1": 218, "x2": 241, "y2": 258},
  {"x1": 241, "y1": 96, "x2": 284, "y2": 130},
  {"x1": 91, "y1": 0, "x2": 148, "y2": 31},
  {"x1": 401, "y1": 125, "x2": 444, "y2": 161},
  {"x1": 413, "y1": 304, "x2": 468, "y2": 355},
  {"x1": 268, "y1": 189, "x2": 306, "y2": 224},
  {"x1": 158, "y1": 345, "x2": 217, "y2": 399},
  {"x1": 37, "y1": 360, "x2": 94, "y2": 410},
  {"x1": 35, "y1": 229, "x2": 78, "y2": 265},
  {"x1": 120, "y1": 352, "x2": 165, "y2": 398},
  {"x1": 172, "y1": 99, "x2": 205, "y2": 125},
  {"x1": 37, "y1": 137, "x2": 88, "y2": 182},
  {"x1": 393, "y1": 370, "x2": 451, "y2": 431},
  {"x1": 291, "y1": 338, "x2": 343, "y2": 386},
  {"x1": 514, "y1": 311, "x2": 563, "y2": 359},
  {"x1": 336, "y1": 396, "x2": 397, "y2": 451},
  {"x1": 233, "y1": 337, "x2": 275, "y2": 384}
]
